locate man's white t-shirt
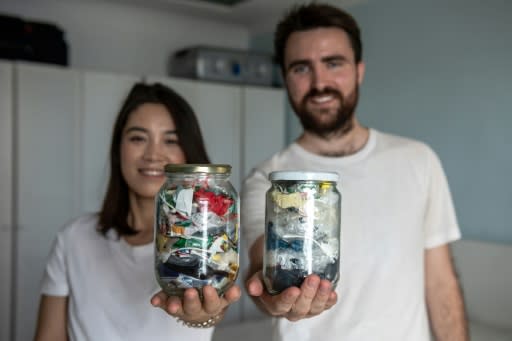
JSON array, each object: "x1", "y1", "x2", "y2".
[
  {"x1": 241, "y1": 129, "x2": 461, "y2": 341},
  {"x1": 41, "y1": 214, "x2": 214, "y2": 341}
]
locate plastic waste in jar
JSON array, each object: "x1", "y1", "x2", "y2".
[
  {"x1": 263, "y1": 171, "x2": 341, "y2": 295},
  {"x1": 155, "y1": 164, "x2": 239, "y2": 297}
]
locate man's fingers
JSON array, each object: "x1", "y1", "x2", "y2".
[
  {"x1": 246, "y1": 271, "x2": 265, "y2": 296},
  {"x1": 325, "y1": 291, "x2": 338, "y2": 310},
  {"x1": 262, "y1": 287, "x2": 300, "y2": 316},
  {"x1": 308, "y1": 279, "x2": 332, "y2": 316},
  {"x1": 285, "y1": 276, "x2": 320, "y2": 320}
]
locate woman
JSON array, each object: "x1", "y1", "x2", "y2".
[{"x1": 34, "y1": 82, "x2": 241, "y2": 340}]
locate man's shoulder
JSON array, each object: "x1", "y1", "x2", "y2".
[
  {"x1": 374, "y1": 129, "x2": 434, "y2": 156},
  {"x1": 253, "y1": 144, "x2": 298, "y2": 172}
]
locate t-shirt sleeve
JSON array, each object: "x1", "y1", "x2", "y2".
[
  {"x1": 40, "y1": 228, "x2": 69, "y2": 296},
  {"x1": 423, "y1": 147, "x2": 461, "y2": 249},
  {"x1": 241, "y1": 167, "x2": 270, "y2": 250}
]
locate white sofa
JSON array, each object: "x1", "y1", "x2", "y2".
[
  {"x1": 452, "y1": 239, "x2": 512, "y2": 340},
  {"x1": 213, "y1": 239, "x2": 512, "y2": 341}
]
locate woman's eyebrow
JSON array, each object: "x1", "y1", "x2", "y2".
[
  {"x1": 125, "y1": 126, "x2": 147, "y2": 134},
  {"x1": 124, "y1": 127, "x2": 177, "y2": 134}
]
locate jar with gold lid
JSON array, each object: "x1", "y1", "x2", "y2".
[{"x1": 154, "y1": 164, "x2": 239, "y2": 297}]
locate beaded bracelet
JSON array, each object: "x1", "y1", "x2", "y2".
[{"x1": 177, "y1": 313, "x2": 222, "y2": 328}]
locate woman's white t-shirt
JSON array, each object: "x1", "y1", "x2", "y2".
[{"x1": 41, "y1": 214, "x2": 214, "y2": 341}]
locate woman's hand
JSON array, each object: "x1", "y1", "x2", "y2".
[{"x1": 150, "y1": 285, "x2": 241, "y2": 326}]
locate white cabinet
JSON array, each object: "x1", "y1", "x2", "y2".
[
  {"x1": 242, "y1": 87, "x2": 285, "y2": 178},
  {"x1": 14, "y1": 62, "x2": 82, "y2": 341},
  {"x1": 81, "y1": 71, "x2": 142, "y2": 213},
  {"x1": 1, "y1": 61, "x2": 285, "y2": 339},
  {"x1": 0, "y1": 61, "x2": 14, "y2": 341}
]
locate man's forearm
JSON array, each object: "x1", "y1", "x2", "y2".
[
  {"x1": 425, "y1": 245, "x2": 469, "y2": 341},
  {"x1": 427, "y1": 277, "x2": 468, "y2": 340}
]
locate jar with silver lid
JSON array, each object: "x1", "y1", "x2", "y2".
[
  {"x1": 263, "y1": 171, "x2": 341, "y2": 295},
  {"x1": 154, "y1": 164, "x2": 239, "y2": 297}
]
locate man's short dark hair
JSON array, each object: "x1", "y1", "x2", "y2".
[{"x1": 274, "y1": 3, "x2": 362, "y2": 72}]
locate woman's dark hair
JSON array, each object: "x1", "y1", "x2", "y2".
[
  {"x1": 274, "y1": 3, "x2": 362, "y2": 72},
  {"x1": 98, "y1": 82, "x2": 210, "y2": 236}
]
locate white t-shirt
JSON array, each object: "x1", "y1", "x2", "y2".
[
  {"x1": 41, "y1": 214, "x2": 214, "y2": 341},
  {"x1": 241, "y1": 129, "x2": 461, "y2": 341}
]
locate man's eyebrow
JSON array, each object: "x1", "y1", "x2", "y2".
[
  {"x1": 321, "y1": 54, "x2": 348, "y2": 63},
  {"x1": 286, "y1": 54, "x2": 349, "y2": 71}
]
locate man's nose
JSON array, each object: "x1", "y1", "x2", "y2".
[{"x1": 311, "y1": 66, "x2": 329, "y2": 91}]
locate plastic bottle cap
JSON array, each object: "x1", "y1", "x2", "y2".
[{"x1": 269, "y1": 171, "x2": 339, "y2": 182}]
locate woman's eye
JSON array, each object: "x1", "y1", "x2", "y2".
[
  {"x1": 129, "y1": 135, "x2": 145, "y2": 143},
  {"x1": 165, "y1": 139, "x2": 179, "y2": 145}
]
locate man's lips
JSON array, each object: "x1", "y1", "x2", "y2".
[{"x1": 309, "y1": 94, "x2": 335, "y2": 104}]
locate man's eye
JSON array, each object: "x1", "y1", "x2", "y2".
[
  {"x1": 326, "y1": 60, "x2": 342, "y2": 68},
  {"x1": 292, "y1": 64, "x2": 309, "y2": 74}
]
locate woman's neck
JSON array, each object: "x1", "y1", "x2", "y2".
[{"x1": 123, "y1": 194, "x2": 155, "y2": 246}]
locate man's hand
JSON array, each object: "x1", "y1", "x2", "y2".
[
  {"x1": 150, "y1": 285, "x2": 241, "y2": 324},
  {"x1": 246, "y1": 270, "x2": 337, "y2": 321}
]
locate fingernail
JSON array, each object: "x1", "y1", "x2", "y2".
[{"x1": 307, "y1": 276, "x2": 319, "y2": 288}]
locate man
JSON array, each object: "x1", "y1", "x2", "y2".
[{"x1": 242, "y1": 3, "x2": 468, "y2": 340}]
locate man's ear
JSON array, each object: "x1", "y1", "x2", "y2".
[{"x1": 357, "y1": 61, "x2": 366, "y2": 86}]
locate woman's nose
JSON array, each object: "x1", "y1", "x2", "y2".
[{"x1": 143, "y1": 141, "x2": 163, "y2": 161}]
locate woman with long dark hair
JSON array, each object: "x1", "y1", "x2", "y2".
[{"x1": 34, "y1": 82, "x2": 240, "y2": 340}]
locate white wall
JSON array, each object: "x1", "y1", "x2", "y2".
[
  {"x1": 348, "y1": 0, "x2": 512, "y2": 243},
  {"x1": 0, "y1": 0, "x2": 250, "y2": 76}
]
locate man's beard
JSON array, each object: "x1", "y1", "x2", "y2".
[{"x1": 291, "y1": 85, "x2": 359, "y2": 138}]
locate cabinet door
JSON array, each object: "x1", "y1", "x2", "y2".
[
  {"x1": 14, "y1": 62, "x2": 81, "y2": 341},
  {"x1": 81, "y1": 71, "x2": 141, "y2": 213},
  {"x1": 0, "y1": 61, "x2": 13, "y2": 341},
  {"x1": 241, "y1": 86, "x2": 285, "y2": 178},
  {"x1": 239, "y1": 86, "x2": 286, "y2": 321},
  {"x1": 146, "y1": 76, "x2": 242, "y2": 190}
]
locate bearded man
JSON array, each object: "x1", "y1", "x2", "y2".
[{"x1": 241, "y1": 3, "x2": 468, "y2": 341}]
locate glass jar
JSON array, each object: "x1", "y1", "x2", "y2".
[
  {"x1": 263, "y1": 171, "x2": 341, "y2": 295},
  {"x1": 154, "y1": 164, "x2": 239, "y2": 298}
]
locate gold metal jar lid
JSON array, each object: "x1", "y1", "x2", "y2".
[{"x1": 164, "y1": 164, "x2": 231, "y2": 174}]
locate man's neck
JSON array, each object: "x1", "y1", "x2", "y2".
[{"x1": 297, "y1": 119, "x2": 370, "y2": 157}]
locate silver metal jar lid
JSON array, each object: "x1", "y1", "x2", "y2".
[
  {"x1": 269, "y1": 170, "x2": 339, "y2": 182},
  {"x1": 164, "y1": 164, "x2": 231, "y2": 174}
]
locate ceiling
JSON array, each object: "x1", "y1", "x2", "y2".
[{"x1": 106, "y1": 0, "x2": 367, "y2": 33}]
